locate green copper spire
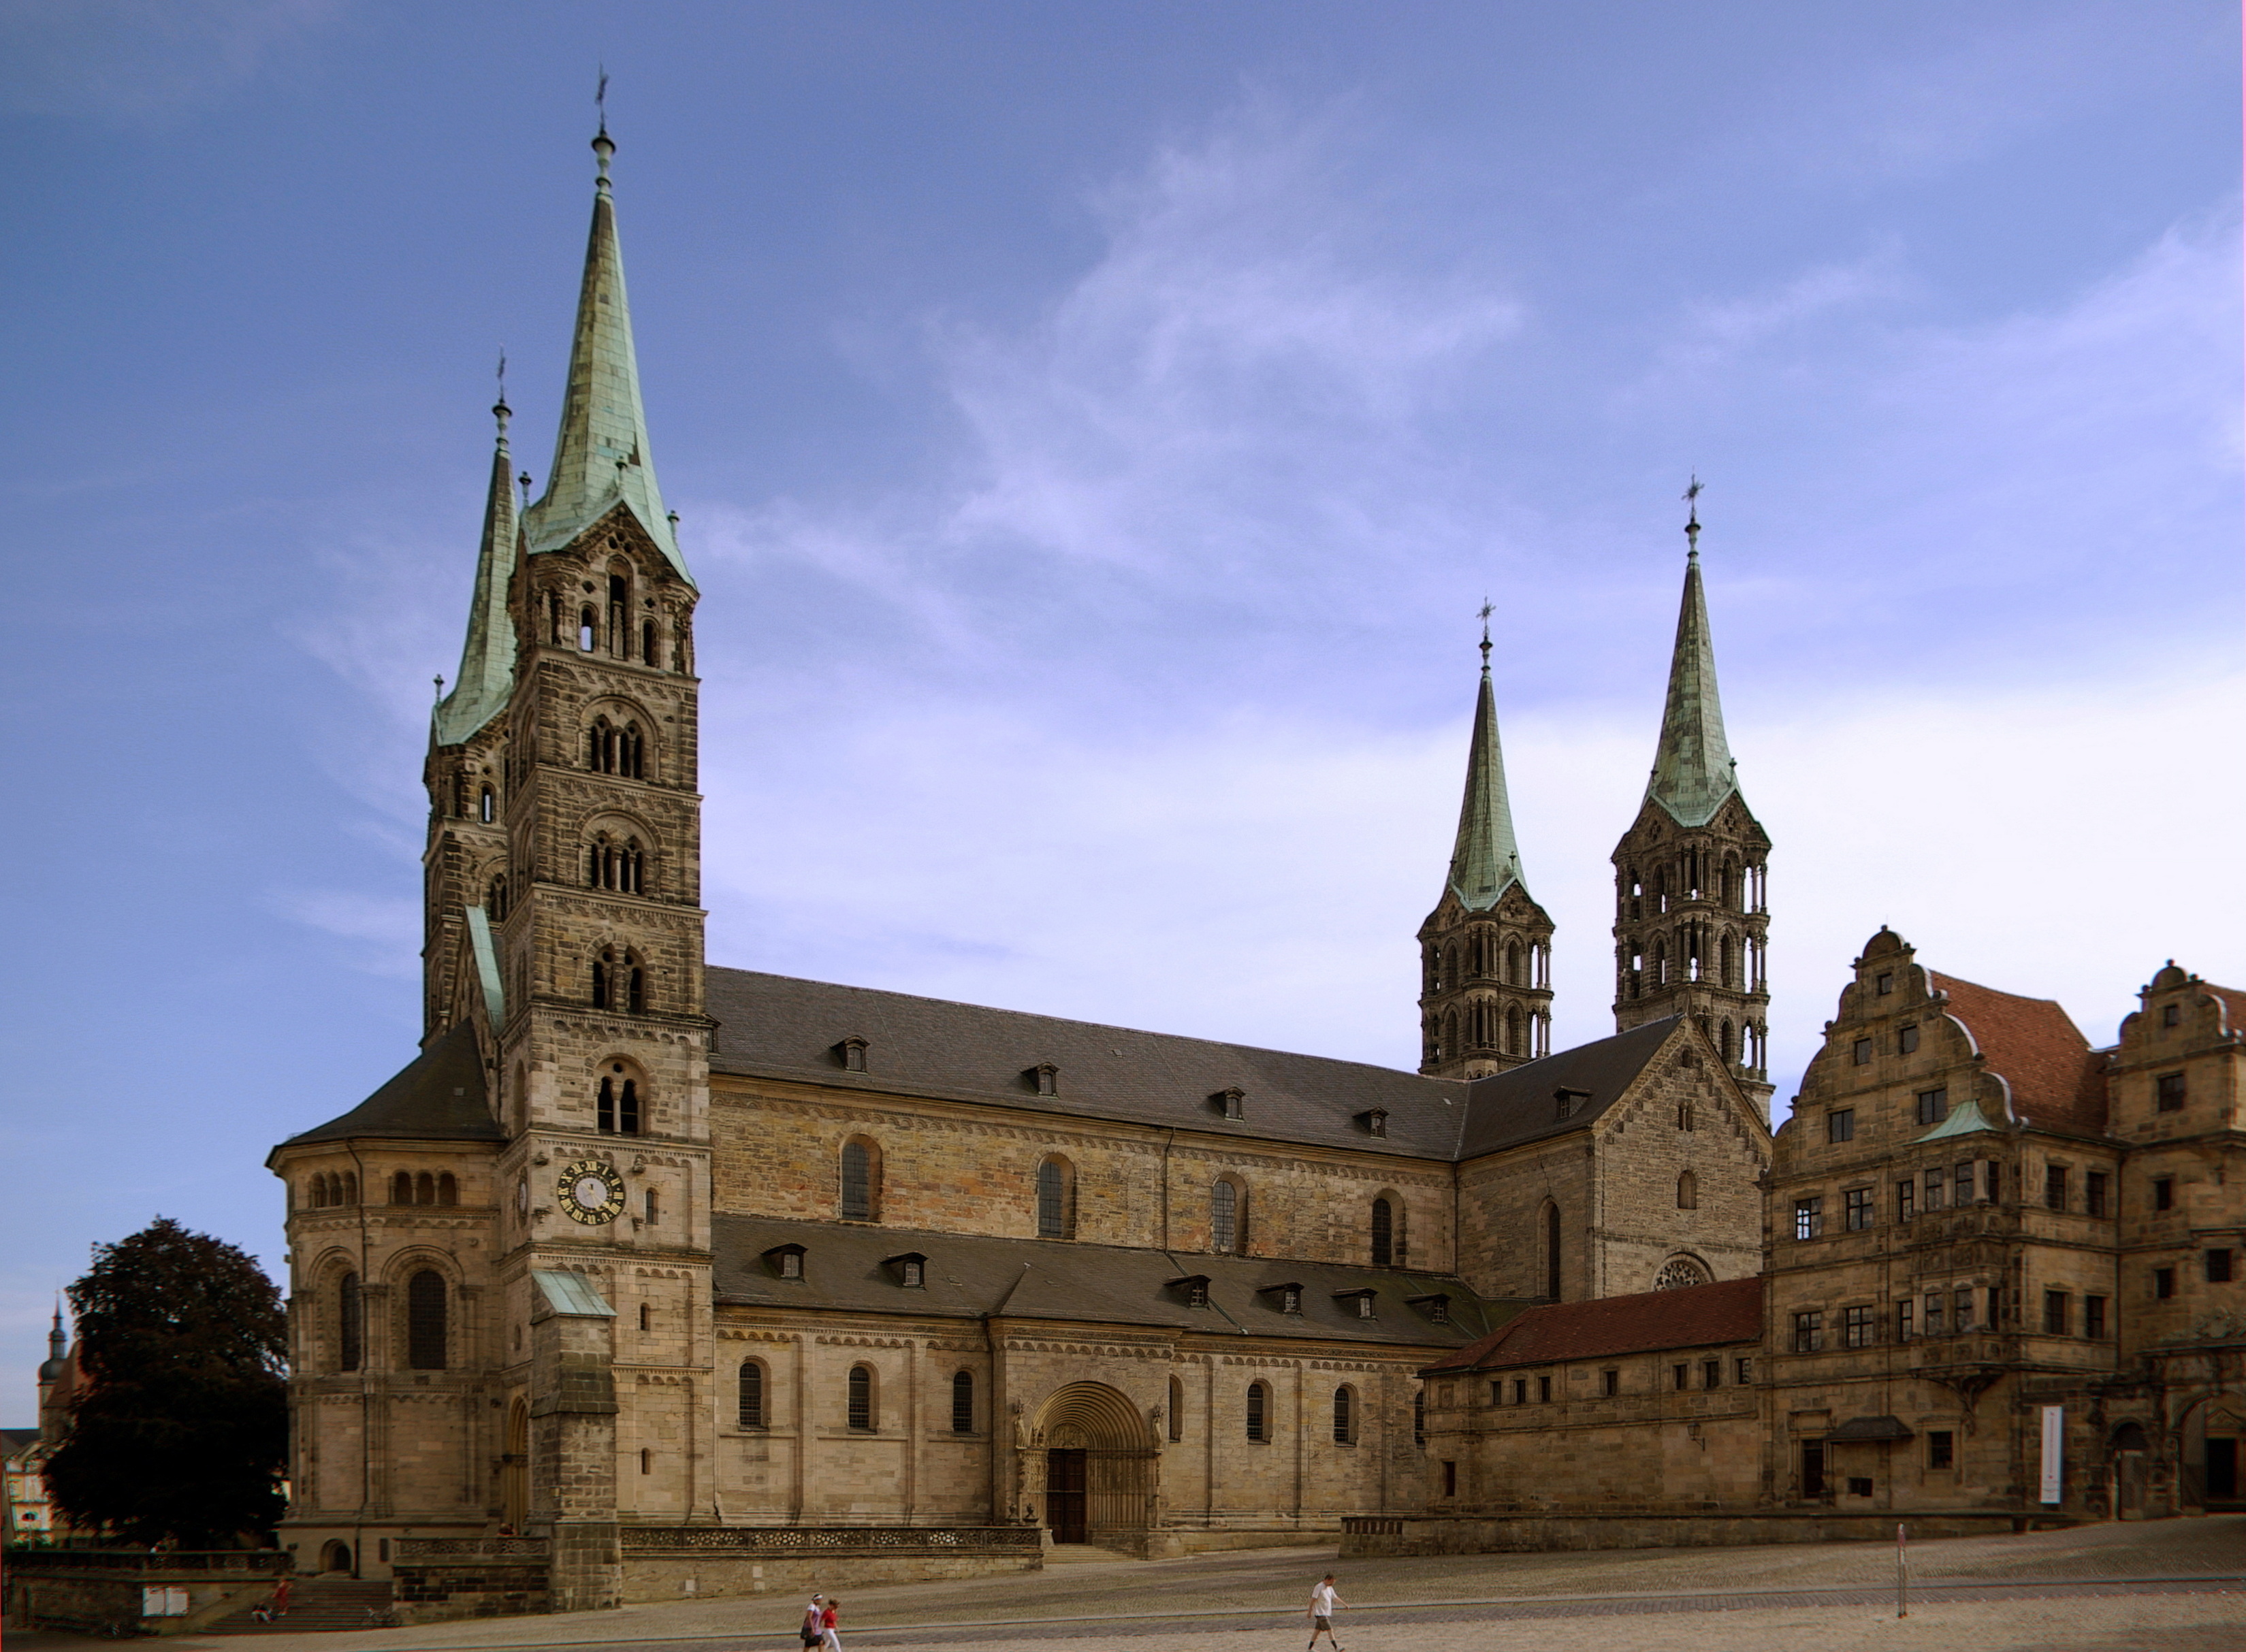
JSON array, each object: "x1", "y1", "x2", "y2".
[
  {"x1": 432, "y1": 395, "x2": 520, "y2": 746},
  {"x1": 521, "y1": 123, "x2": 690, "y2": 583},
  {"x1": 1643, "y1": 488, "x2": 1740, "y2": 828},
  {"x1": 1445, "y1": 616, "x2": 1528, "y2": 911}
]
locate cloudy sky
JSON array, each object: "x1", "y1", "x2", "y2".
[{"x1": 4, "y1": 1, "x2": 2239, "y2": 1416}]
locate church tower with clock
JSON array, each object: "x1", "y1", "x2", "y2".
[{"x1": 269, "y1": 123, "x2": 713, "y2": 1608}]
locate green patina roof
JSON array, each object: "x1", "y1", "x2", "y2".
[
  {"x1": 1643, "y1": 548, "x2": 1742, "y2": 828},
  {"x1": 521, "y1": 131, "x2": 691, "y2": 583},
  {"x1": 1445, "y1": 655, "x2": 1528, "y2": 911},
  {"x1": 1915, "y1": 1095, "x2": 2003, "y2": 1142},
  {"x1": 465, "y1": 904, "x2": 505, "y2": 1030},
  {"x1": 432, "y1": 410, "x2": 521, "y2": 747},
  {"x1": 532, "y1": 1269, "x2": 616, "y2": 1319}
]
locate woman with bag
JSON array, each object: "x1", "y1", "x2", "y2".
[{"x1": 799, "y1": 1596, "x2": 824, "y2": 1648}]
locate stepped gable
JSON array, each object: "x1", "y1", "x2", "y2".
[
  {"x1": 1453, "y1": 1017, "x2": 1680, "y2": 1158},
  {"x1": 274, "y1": 1020, "x2": 501, "y2": 1149},
  {"x1": 711, "y1": 1213, "x2": 1511, "y2": 1348},
  {"x1": 1931, "y1": 972, "x2": 2106, "y2": 1136},
  {"x1": 705, "y1": 967, "x2": 1467, "y2": 1157},
  {"x1": 1422, "y1": 1274, "x2": 1762, "y2": 1374}
]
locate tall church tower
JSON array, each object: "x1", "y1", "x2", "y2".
[
  {"x1": 1419, "y1": 623, "x2": 1553, "y2": 1079},
  {"x1": 1610, "y1": 493, "x2": 1771, "y2": 1114}
]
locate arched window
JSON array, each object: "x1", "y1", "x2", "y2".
[
  {"x1": 597, "y1": 1062, "x2": 645, "y2": 1135},
  {"x1": 1332, "y1": 1385, "x2": 1355, "y2": 1445},
  {"x1": 337, "y1": 1272, "x2": 362, "y2": 1372},
  {"x1": 1370, "y1": 1197, "x2": 1394, "y2": 1267},
  {"x1": 1412, "y1": 1389, "x2": 1426, "y2": 1449},
  {"x1": 847, "y1": 1363, "x2": 876, "y2": 1431},
  {"x1": 592, "y1": 950, "x2": 610, "y2": 1008},
  {"x1": 1505, "y1": 941, "x2": 1522, "y2": 985},
  {"x1": 479, "y1": 786, "x2": 496, "y2": 824},
  {"x1": 1654, "y1": 1256, "x2": 1710, "y2": 1291},
  {"x1": 840, "y1": 1138, "x2": 879, "y2": 1220},
  {"x1": 1210, "y1": 1179, "x2": 1243, "y2": 1254},
  {"x1": 738, "y1": 1360, "x2": 765, "y2": 1428},
  {"x1": 1442, "y1": 1007, "x2": 1459, "y2": 1058},
  {"x1": 950, "y1": 1370, "x2": 974, "y2": 1434},
  {"x1": 485, "y1": 873, "x2": 509, "y2": 922},
  {"x1": 391, "y1": 1170, "x2": 413, "y2": 1205},
  {"x1": 1444, "y1": 943, "x2": 1459, "y2": 986},
  {"x1": 1245, "y1": 1381, "x2": 1268, "y2": 1442},
  {"x1": 1543, "y1": 1201, "x2": 1562, "y2": 1301},
  {"x1": 1720, "y1": 1019, "x2": 1735, "y2": 1060},
  {"x1": 1505, "y1": 1004, "x2": 1524, "y2": 1056},
  {"x1": 585, "y1": 832, "x2": 647, "y2": 895},
  {"x1": 1036, "y1": 1158, "x2": 1072, "y2": 1239},
  {"x1": 406, "y1": 1270, "x2": 447, "y2": 1370},
  {"x1": 1168, "y1": 1376, "x2": 1185, "y2": 1442},
  {"x1": 1677, "y1": 1171, "x2": 1698, "y2": 1210},
  {"x1": 579, "y1": 608, "x2": 598, "y2": 652},
  {"x1": 643, "y1": 619, "x2": 660, "y2": 666},
  {"x1": 437, "y1": 1173, "x2": 457, "y2": 1207},
  {"x1": 628, "y1": 958, "x2": 645, "y2": 1013}
]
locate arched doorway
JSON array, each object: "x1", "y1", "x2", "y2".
[
  {"x1": 501, "y1": 1397, "x2": 530, "y2": 1532},
  {"x1": 1027, "y1": 1382, "x2": 1156, "y2": 1551},
  {"x1": 320, "y1": 1540, "x2": 353, "y2": 1576},
  {"x1": 2109, "y1": 1421, "x2": 2151, "y2": 1519}
]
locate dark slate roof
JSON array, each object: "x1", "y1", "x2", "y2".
[
  {"x1": 1453, "y1": 1018, "x2": 1682, "y2": 1158},
  {"x1": 706, "y1": 968, "x2": 1471, "y2": 1159},
  {"x1": 1, "y1": 1427, "x2": 42, "y2": 1459},
  {"x1": 711, "y1": 1214, "x2": 1520, "y2": 1350},
  {"x1": 276, "y1": 1020, "x2": 503, "y2": 1151},
  {"x1": 1422, "y1": 1276, "x2": 1763, "y2": 1374}
]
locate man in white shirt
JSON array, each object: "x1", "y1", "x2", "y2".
[{"x1": 1308, "y1": 1573, "x2": 1347, "y2": 1651}]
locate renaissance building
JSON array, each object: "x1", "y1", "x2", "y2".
[{"x1": 267, "y1": 127, "x2": 1777, "y2": 1610}]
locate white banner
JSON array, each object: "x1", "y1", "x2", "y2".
[{"x1": 2039, "y1": 1405, "x2": 2064, "y2": 1504}]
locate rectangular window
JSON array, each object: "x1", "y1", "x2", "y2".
[
  {"x1": 1845, "y1": 1187, "x2": 1874, "y2": 1231},
  {"x1": 2153, "y1": 1177, "x2": 2175, "y2": 1212},
  {"x1": 1735, "y1": 1358, "x2": 1753, "y2": 1384},
  {"x1": 1925, "y1": 1169, "x2": 1946, "y2": 1212},
  {"x1": 2086, "y1": 1172, "x2": 2108, "y2": 1218},
  {"x1": 1899, "y1": 1024, "x2": 1919, "y2": 1054},
  {"x1": 1791, "y1": 1311, "x2": 1823, "y2": 1353},
  {"x1": 1828, "y1": 1110, "x2": 1855, "y2": 1144},
  {"x1": 1985, "y1": 1161, "x2": 2002, "y2": 1203},
  {"x1": 1877, "y1": 971, "x2": 1894, "y2": 996},
  {"x1": 1955, "y1": 1289, "x2": 1975, "y2": 1332},
  {"x1": 1955, "y1": 1163, "x2": 1976, "y2": 1206},
  {"x1": 1673, "y1": 1362, "x2": 1689, "y2": 1391},
  {"x1": 1896, "y1": 1299, "x2": 1914, "y2": 1342},
  {"x1": 2085, "y1": 1295, "x2": 2107, "y2": 1338},
  {"x1": 1538, "y1": 1374, "x2": 1552, "y2": 1404},
  {"x1": 1848, "y1": 1476, "x2": 1874, "y2": 1497},
  {"x1": 1490, "y1": 1380, "x2": 1504, "y2": 1406},
  {"x1": 1896, "y1": 1180, "x2": 1916, "y2": 1222},
  {"x1": 2155, "y1": 1267, "x2": 2176, "y2": 1300},
  {"x1": 1852, "y1": 1038, "x2": 1873, "y2": 1065},
  {"x1": 2043, "y1": 1290, "x2": 2069, "y2": 1335},
  {"x1": 1925, "y1": 1292, "x2": 1945, "y2": 1335},
  {"x1": 1603, "y1": 1369, "x2": 1618, "y2": 1397},
  {"x1": 2156, "y1": 1072, "x2": 2185, "y2": 1112},
  {"x1": 1442, "y1": 1460, "x2": 1457, "y2": 1497},
  {"x1": 2045, "y1": 1165, "x2": 2068, "y2": 1211},
  {"x1": 1988, "y1": 1284, "x2": 2004, "y2": 1325},
  {"x1": 1703, "y1": 1359, "x2": 1722, "y2": 1389},
  {"x1": 1803, "y1": 1441, "x2": 1826, "y2": 1498},
  {"x1": 1929, "y1": 1430, "x2": 1955, "y2": 1470},
  {"x1": 1795, "y1": 1197, "x2": 1825, "y2": 1240},
  {"x1": 1844, "y1": 1306, "x2": 1876, "y2": 1348},
  {"x1": 2208, "y1": 1249, "x2": 2234, "y2": 1284},
  {"x1": 1916, "y1": 1087, "x2": 1949, "y2": 1125}
]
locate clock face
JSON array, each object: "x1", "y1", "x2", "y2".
[
  {"x1": 515, "y1": 1177, "x2": 530, "y2": 1214},
  {"x1": 555, "y1": 1156, "x2": 625, "y2": 1226}
]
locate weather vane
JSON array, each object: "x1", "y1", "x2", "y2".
[
  {"x1": 596, "y1": 67, "x2": 609, "y2": 133},
  {"x1": 1682, "y1": 474, "x2": 1703, "y2": 554},
  {"x1": 1477, "y1": 598, "x2": 1494, "y2": 667},
  {"x1": 494, "y1": 349, "x2": 509, "y2": 422}
]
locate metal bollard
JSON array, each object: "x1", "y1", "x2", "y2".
[{"x1": 1896, "y1": 1522, "x2": 1908, "y2": 1618}]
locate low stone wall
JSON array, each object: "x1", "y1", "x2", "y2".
[
  {"x1": 1340, "y1": 1510, "x2": 2079, "y2": 1558},
  {"x1": 390, "y1": 1538, "x2": 551, "y2": 1625},
  {"x1": 3, "y1": 1549, "x2": 288, "y2": 1635},
  {"x1": 619, "y1": 1525, "x2": 1044, "y2": 1605}
]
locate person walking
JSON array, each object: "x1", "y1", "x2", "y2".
[
  {"x1": 820, "y1": 1598, "x2": 843, "y2": 1652},
  {"x1": 799, "y1": 1596, "x2": 825, "y2": 1648},
  {"x1": 1307, "y1": 1573, "x2": 1346, "y2": 1651},
  {"x1": 271, "y1": 1577, "x2": 291, "y2": 1619}
]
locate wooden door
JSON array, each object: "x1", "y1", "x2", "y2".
[{"x1": 1046, "y1": 1448, "x2": 1088, "y2": 1543}]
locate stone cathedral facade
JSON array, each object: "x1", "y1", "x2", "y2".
[{"x1": 267, "y1": 131, "x2": 1777, "y2": 1609}]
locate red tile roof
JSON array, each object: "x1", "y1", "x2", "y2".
[
  {"x1": 1422, "y1": 1276, "x2": 1763, "y2": 1374},
  {"x1": 2205, "y1": 984, "x2": 2246, "y2": 1038},
  {"x1": 1930, "y1": 973, "x2": 2105, "y2": 1135}
]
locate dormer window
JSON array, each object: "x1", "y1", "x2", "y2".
[
  {"x1": 1876, "y1": 972, "x2": 1894, "y2": 996},
  {"x1": 764, "y1": 1244, "x2": 806, "y2": 1280},
  {"x1": 1169, "y1": 1275, "x2": 1212, "y2": 1309},
  {"x1": 1213, "y1": 1087, "x2": 1246, "y2": 1121},
  {"x1": 886, "y1": 1252, "x2": 927, "y2": 1289},
  {"x1": 1025, "y1": 1064, "x2": 1059, "y2": 1097},
  {"x1": 834, "y1": 1037, "x2": 868, "y2": 1073},
  {"x1": 1258, "y1": 1282, "x2": 1304, "y2": 1315},
  {"x1": 1408, "y1": 1293, "x2": 1451, "y2": 1324},
  {"x1": 1334, "y1": 1288, "x2": 1378, "y2": 1321},
  {"x1": 1554, "y1": 1087, "x2": 1589, "y2": 1120},
  {"x1": 1358, "y1": 1108, "x2": 1389, "y2": 1138},
  {"x1": 2162, "y1": 1004, "x2": 2181, "y2": 1028}
]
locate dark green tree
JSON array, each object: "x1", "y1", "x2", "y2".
[{"x1": 44, "y1": 1218, "x2": 289, "y2": 1547}]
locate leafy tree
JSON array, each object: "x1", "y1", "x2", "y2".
[{"x1": 44, "y1": 1218, "x2": 288, "y2": 1547}]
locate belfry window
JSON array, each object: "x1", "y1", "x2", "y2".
[
  {"x1": 587, "y1": 834, "x2": 647, "y2": 894},
  {"x1": 597, "y1": 1065, "x2": 643, "y2": 1135},
  {"x1": 588, "y1": 717, "x2": 645, "y2": 779},
  {"x1": 643, "y1": 619, "x2": 660, "y2": 666},
  {"x1": 579, "y1": 608, "x2": 598, "y2": 651},
  {"x1": 479, "y1": 786, "x2": 496, "y2": 823}
]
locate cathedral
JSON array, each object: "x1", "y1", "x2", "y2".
[{"x1": 266, "y1": 125, "x2": 1783, "y2": 1611}]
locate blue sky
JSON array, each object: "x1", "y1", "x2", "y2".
[{"x1": 3, "y1": 1, "x2": 2239, "y2": 1419}]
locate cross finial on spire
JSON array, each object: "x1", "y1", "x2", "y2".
[
  {"x1": 434, "y1": 674, "x2": 446, "y2": 702},
  {"x1": 1683, "y1": 474, "x2": 1703, "y2": 559},
  {"x1": 494, "y1": 349, "x2": 510, "y2": 430},
  {"x1": 592, "y1": 69, "x2": 615, "y2": 187},
  {"x1": 596, "y1": 67, "x2": 609, "y2": 135},
  {"x1": 1477, "y1": 598, "x2": 1494, "y2": 672}
]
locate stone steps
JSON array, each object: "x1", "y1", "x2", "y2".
[{"x1": 204, "y1": 1580, "x2": 396, "y2": 1634}]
